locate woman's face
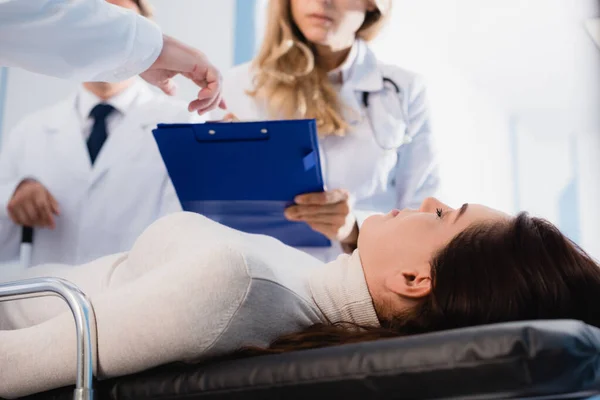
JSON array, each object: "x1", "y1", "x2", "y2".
[
  {"x1": 358, "y1": 198, "x2": 510, "y2": 287},
  {"x1": 290, "y1": 0, "x2": 375, "y2": 49}
]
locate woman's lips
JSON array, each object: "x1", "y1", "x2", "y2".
[{"x1": 307, "y1": 14, "x2": 334, "y2": 24}]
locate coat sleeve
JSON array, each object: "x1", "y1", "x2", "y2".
[{"x1": 0, "y1": 0, "x2": 163, "y2": 82}]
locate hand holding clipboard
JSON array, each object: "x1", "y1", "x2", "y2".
[
  {"x1": 285, "y1": 189, "x2": 359, "y2": 249},
  {"x1": 209, "y1": 114, "x2": 359, "y2": 249}
]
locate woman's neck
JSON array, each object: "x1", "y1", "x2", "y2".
[
  {"x1": 308, "y1": 250, "x2": 381, "y2": 327},
  {"x1": 314, "y1": 42, "x2": 354, "y2": 72}
]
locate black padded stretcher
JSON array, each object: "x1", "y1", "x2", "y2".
[
  {"x1": 2, "y1": 279, "x2": 600, "y2": 400},
  {"x1": 18, "y1": 320, "x2": 600, "y2": 400}
]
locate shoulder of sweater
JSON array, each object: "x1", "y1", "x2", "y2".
[{"x1": 127, "y1": 213, "x2": 252, "y2": 286}]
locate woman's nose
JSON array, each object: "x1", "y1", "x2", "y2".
[{"x1": 418, "y1": 197, "x2": 447, "y2": 213}]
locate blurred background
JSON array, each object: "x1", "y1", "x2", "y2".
[{"x1": 1, "y1": 0, "x2": 599, "y2": 259}]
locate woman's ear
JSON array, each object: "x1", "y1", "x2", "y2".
[{"x1": 385, "y1": 267, "x2": 431, "y2": 299}]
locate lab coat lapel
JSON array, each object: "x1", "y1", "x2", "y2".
[
  {"x1": 342, "y1": 40, "x2": 384, "y2": 117},
  {"x1": 88, "y1": 84, "x2": 154, "y2": 186},
  {"x1": 41, "y1": 95, "x2": 91, "y2": 180}
]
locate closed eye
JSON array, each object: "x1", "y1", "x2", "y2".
[{"x1": 436, "y1": 208, "x2": 444, "y2": 219}]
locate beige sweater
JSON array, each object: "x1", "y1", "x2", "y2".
[{"x1": 0, "y1": 212, "x2": 379, "y2": 398}]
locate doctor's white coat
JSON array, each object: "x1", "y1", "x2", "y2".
[
  {"x1": 222, "y1": 40, "x2": 440, "y2": 260},
  {"x1": 0, "y1": 82, "x2": 197, "y2": 266}
]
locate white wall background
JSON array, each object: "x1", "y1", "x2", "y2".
[
  {"x1": 372, "y1": 0, "x2": 600, "y2": 258},
  {"x1": 0, "y1": 0, "x2": 236, "y2": 139}
]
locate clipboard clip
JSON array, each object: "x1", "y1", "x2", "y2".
[{"x1": 194, "y1": 125, "x2": 270, "y2": 143}]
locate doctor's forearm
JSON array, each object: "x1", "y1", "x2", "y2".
[{"x1": 0, "y1": 0, "x2": 163, "y2": 82}]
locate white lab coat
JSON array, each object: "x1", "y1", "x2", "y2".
[
  {"x1": 0, "y1": 82, "x2": 199, "y2": 266},
  {"x1": 0, "y1": 0, "x2": 163, "y2": 82},
  {"x1": 222, "y1": 40, "x2": 439, "y2": 261}
]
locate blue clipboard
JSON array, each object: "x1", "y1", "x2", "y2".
[{"x1": 152, "y1": 119, "x2": 331, "y2": 247}]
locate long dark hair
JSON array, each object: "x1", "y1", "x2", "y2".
[{"x1": 234, "y1": 213, "x2": 600, "y2": 357}]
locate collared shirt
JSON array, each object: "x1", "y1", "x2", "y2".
[
  {"x1": 76, "y1": 80, "x2": 144, "y2": 140},
  {"x1": 327, "y1": 41, "x2": 359, "y2": 85}
]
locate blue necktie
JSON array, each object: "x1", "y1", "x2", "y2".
[{"x1": 87, "y1": 104, "x2": 115, "y2": 165}]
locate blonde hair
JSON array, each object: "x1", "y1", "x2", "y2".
[{"x1": 248, "y1": 0, "x2": 391, "y2": 136}]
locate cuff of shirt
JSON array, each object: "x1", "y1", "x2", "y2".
[{"x1": 95, "y1": 16, "x2": 164, "y2": 82}]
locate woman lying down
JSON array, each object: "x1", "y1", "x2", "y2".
[{"x1": 1, "y1": 197, "x2": 600, "y2": 398}]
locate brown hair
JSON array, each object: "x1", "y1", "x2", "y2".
[
  {"x1": 248, "y1": 0, "x2": 392, "y2": 136},
  {"x1": 234, "y1": 213, "x2": 600, "y2": 357}
]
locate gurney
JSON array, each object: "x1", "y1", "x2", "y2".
[{"x1": 1, "y1": 277, "x2": 600, "y2": 400}]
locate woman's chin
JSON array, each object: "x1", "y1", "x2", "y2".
[{"x1": 301, "y1": 30, "x2": 331, "y2": 46}]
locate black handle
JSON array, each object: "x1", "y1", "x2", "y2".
[{"x1": 21, "y1": 226, "x2": 34, "y2": 244}]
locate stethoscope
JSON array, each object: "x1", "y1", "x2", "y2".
[
  {"x1": 318, "y1": 76, "x2": 411, "y2": 193},
  {"x1": 360, "y1": 77, "x2": 411, "y2": 151},
  {"x1": 361, "y1": 77, "x2": 401, "y2": 109}
]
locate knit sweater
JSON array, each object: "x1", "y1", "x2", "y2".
[{"x1": 0, "y1": 212, "x2": 379, "y2": 398}]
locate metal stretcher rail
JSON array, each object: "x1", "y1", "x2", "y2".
[{"x1": 0, "y1": 278, "x2": 97, "y2": 400}]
